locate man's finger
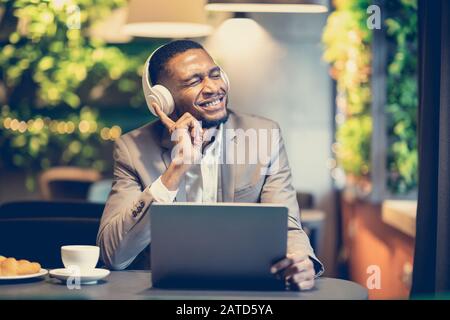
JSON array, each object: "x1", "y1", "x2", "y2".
[
  {"x1": 174, "y1": 113, "x2": 201, "y2": 131},
  {"x1": 290, "y1": 269, "x2": 315, "y2": 284},
  {"x1": 284, "y1": 258, "x2": 314, "y2": 278},
  {"x1": 153, "y1": 103, "x2": 175, "y2": 128},
  {"x1": 271, "y1": 258, "x2": 292, "y2": 274},
  {"x1": 271, "y1": 254, "x2": 308, "y2": 274},
  {"x1": 180, "y1": 117, "x2": 202, "y2": 137},
  {"x1": 298, "y1": 279, "x2": 315, "y2": 291},
  {"x1": 176, "y1": 112, "x2": 192, "y2": 123},
  {"x1": 190, "y1": 125, "x2": 202, "y2": 147}
]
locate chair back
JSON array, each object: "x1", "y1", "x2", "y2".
[
  {"x1": 0, "y1": 201, "x2": 104, "y2": 269},
  {"x1": 39, "y1": 167, "x2": 101, "y2": 200}
]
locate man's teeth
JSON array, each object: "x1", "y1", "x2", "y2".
[{"x1": 204, "y1": 99, "x2": 221, "y2": 107}]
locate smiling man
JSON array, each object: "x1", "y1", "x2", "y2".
[{"x1": 97, "y1": 40, "x2": 324, "y2": 291}]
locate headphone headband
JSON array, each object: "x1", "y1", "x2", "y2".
[{"x1": 144, "y1": 44, "x2": 166, "y2": 87}]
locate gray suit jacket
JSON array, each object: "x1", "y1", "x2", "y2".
[{"x1": 97, "y1": 110, "x2": 324, "y2": 275}]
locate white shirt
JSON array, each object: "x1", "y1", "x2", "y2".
[{"x1": 148, "y1": 124, "x2": 223, "y2": 203}]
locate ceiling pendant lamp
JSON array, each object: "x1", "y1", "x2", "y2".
[
  {"x1": 123, "y1": 0, "x2": 213, "y2": 38},
  {"x1": 205, "y1": 0, "x2": 329, "y2": 13}
]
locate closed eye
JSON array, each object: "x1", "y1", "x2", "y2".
[
  {"x1": 210, "y1": 67, "x2": 221, "y2": 79},
  {"x1": 187, "y1": 77, "x2": 201, "y2": 86},
  {"x1": 189, "y1": 80, "x2": 200, "y2": 86}
]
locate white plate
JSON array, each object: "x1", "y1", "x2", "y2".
[
  {"x1": 0, "y1": 269, "x2": 48, "y2": 280},
  {"x1": 49, "y1": 268, "x2": 110, "y2": 284}
]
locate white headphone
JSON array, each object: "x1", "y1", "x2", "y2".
[{"x1": 142, "y1": 45, "x2": 230, "y2": 117}]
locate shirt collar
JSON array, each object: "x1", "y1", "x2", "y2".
[{"x1": 203, "y1": 123, "x2": 223, "y2": 157}]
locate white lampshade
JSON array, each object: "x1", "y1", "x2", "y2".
[
  {"x1": 205, "y1": 0, "x2": 328, "y2": 13},
  {"x1": 123, "y1": 0, "x2": 213, "y2": 38}
]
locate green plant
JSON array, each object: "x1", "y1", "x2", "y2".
[
  {"x1": 322, "y1": 0, "x2": 373, "y2": 185},
  {"x1": 322, "y1": 0, "x2": 418, "y2": 196},
  {"x1": 385, "y1": 0, "x2": 418, "y2": 194},
  {"x1": 0, "y1": 0, "x2": 154, "y2": 188}
]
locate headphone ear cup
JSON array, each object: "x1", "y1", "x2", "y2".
[
  {"x1": 142, "y1": 49, "x2": 175, "y2": 118},
  {"x1": 152, "y1": 84, "x2": 175, "y2": 116}
]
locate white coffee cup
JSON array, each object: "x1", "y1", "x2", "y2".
[{"x1": 61, "y1": 245, "x2": 100, "y2": 273}]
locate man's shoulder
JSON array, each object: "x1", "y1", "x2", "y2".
[{"x1": 228, "y1": 109, "x2": 279, "y2": 130}]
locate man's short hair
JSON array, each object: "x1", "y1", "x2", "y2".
[{"x1": 148, "y1": 40, "x2": 205, "y2": 85}]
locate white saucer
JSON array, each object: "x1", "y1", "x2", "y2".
[
  {"x1": 0, "y1": 269, "x2": 48, "y2": 280},
  {"x1": 49, "y1": 268, "x2": 110, "y2": 284}
]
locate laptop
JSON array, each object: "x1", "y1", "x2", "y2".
[{"x1": 150, "y1": 202, "x2": 288, "y2": 290}]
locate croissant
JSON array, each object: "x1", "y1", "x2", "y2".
[
  {"x1": 0, "y1": 257, "x2": 41, "y2": 276},
  {"x1": 17, "y1": 259, "x2": 41, "y2": 275},
  {"x1": 0, "y1": 257, "x2": 19, "y2": 276}
]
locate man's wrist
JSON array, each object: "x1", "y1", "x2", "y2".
[
  {"x1": 161, "y1": 162, "x2": 189, "y2": 191},
  {"x1": 148, "y1": 176, "x2": 178, "y2": 203}
]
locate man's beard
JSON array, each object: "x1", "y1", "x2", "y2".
[{"x1": 201, "y1": 111, "x2": 229, "y2": 128}]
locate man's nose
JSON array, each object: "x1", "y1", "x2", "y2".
[{"x1": 202, "y1": 77, "x2": 222, "y2": 95}]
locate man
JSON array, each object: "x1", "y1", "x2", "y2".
[{"x1": 97, "y1": 40, "x2": 324, "y2": 291}]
